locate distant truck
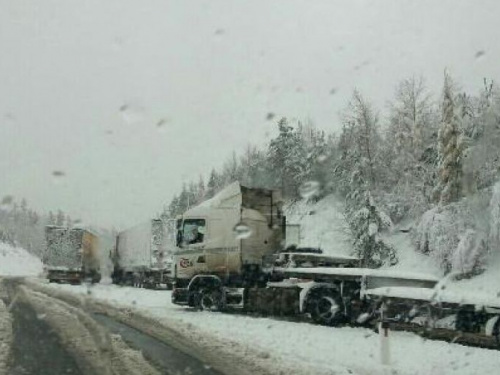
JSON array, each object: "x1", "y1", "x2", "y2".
[
  {"x1": 43, "y1": 226, "x2": 101, "y2": 284},
  {"x1": 112, "y1": 219, "x2": 173, "y2": 289}
]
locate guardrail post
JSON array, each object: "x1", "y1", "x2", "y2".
[{"x1": 379, "y1": 301, "x2": 391, "y2": 367}]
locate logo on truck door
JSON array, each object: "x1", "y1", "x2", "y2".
[{"x1": 179, "y1": 258, "x2": 193, "y2": 268}]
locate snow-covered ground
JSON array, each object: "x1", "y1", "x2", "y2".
[
  {"x1": 44, "y1": 282, "x2": 500, "y2": 375},
  {"x1": 285, "y1": 195, "x2": 352, "y2": 257},
  {"x1": 0, "y1": 242, "x2": 43, "y2": 276}
]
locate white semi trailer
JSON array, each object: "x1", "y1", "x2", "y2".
[{"x1": 114, "y1": 219, "x2": 173, "y2": 288}]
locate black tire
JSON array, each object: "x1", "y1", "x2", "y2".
[
  {"x1": 194, "y1": 288, "x2": 223, "y2": 312},
  {"x1": 308, "y1": 290, "x2": 344, "y2": 326},
  {"x1": 493, "y1": 315, "x2": 500, "y2": 348}
]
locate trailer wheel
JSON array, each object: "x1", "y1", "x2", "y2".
[
  {"x1": 195, "y1": 288, "x2": 223, "y2": 312},
  {"x1": 309, "y1": 290, "x2": 344, "y2": 326},
  {"x1": 494, "y1": 315, "x2": 500, "y2": 348}
]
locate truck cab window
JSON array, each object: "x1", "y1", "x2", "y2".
[{"x1": 177, "y1": 219, "x2": 206, "y2": 247}]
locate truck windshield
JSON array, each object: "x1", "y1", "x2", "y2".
[{"x1": 176, "y1": 219, "x2": 206, "y2": 247}]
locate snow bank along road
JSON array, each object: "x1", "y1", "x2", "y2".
[
  {"x1": 32, "y1": 281, "x2": 500, "y2": 375},
  {"x1": 0, "y1": 277, "x2": 258, "y2": 375}
]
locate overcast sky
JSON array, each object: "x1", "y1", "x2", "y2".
[{"x1": 1, "y1": 0, "x2": 499, "y2": 229}]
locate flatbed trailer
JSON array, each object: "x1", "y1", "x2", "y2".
[
  {"x1": 174, "y1": 259, "x2": 500, "y2": 348},
  {"x1": 363, "y1": 282, "x2": 500, "y2": 348}
]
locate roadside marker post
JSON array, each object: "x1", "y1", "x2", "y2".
[{"x1": 379, "y1": 302, "x2": 391, "y2": 367}]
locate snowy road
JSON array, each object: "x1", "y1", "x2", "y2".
[
  {"x1": 2, "y1": 280, "x2": 82, "y2": 375},
  {"x1": 0, "y1": 278, "x2": 227, "y2": 375},
  {"x1": 30, "y1": 280, "x2": 500, "y2": 375}
]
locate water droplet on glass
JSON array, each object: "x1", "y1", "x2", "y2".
[
  {"x1": 156, "y1": 118, "x2": 171, "y2": 134},
  {"x1": 119, "y1": 104, "x2": 145, "y2": 124},
  {"x1": 266, "y1": 112, "x2": 275, "y2": 121},
  {"x1": 474, "y1": 50, "x2": 485, "y2": 59},
  {"x1": 233, "y1": 223, "x2": 252, "y2": 239},
  {"x1": 113, "y1": 36, "x2": 125, "y2": 48},
  {"x1": 295, "y1": 87, "x2": 303, "y2": 93},
  {"x1": 317, "y1": 154, "x2": 327, "y2": 163},
  {"x1": 4, "y1": 112, "x2": 15, "y2": 122},
  {"x1": 214, "y1": 28, "x2": 225, "y2": 35},
  {"x1": 298, "y1": 181, "x2": 320, "y2": 199},
  {"x1": 36, "y1": 313, "x2": 47, "y2": 320},
  {"x1": 1, "y1": 195, "x2": 14, "y2": 210},
  {"x1": 157, "y1": 118, "x2": 168, "y2": 127},
  {"x1": 52, "y1": 171, "x2": 66, "y2": 177},
  {"x1": 329, "y1": 88, "x2": 337, "y2": 95}
]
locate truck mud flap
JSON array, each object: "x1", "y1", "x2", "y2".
[{"x1": 245, "y1": 287, "x2": 300, "y2": 316}]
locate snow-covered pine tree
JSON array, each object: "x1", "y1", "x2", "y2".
[
  {"x1": 334, "y1": 90, "x2": 381, "y2": 205},
  {"x1": 206, "y1": 168, "x2": 222, "y2": 199},
  {"x1": 267, "y1": 117, "x2": 307, "y2": 199},
  {"x1": 297, "y1": 121, "x2": 329, "y2": 200},
  {"x1": 55, "y1": 209, "x2": 66, "y2": 226},
  {"x1": 380, "y1": 77, "x2": 437, "y2": 220},
  {"x1": 66, "y1": 214, "x2": 73, "y2": 228},
  {"x1": 167, "y1": 194, "x2": 180, "y2": 217},
  {"x1": 434, "y1": 72, "x2": 467, "y2": 204},
  {"x1": 188, "y1": 181, "x2": 199, "y2": 206},
  {"x1": 221, "y1": 151, "x2": 242, "y2": 186},
  {"x1": 349, "y1": 192, "x2": 396, "y2": 268},
  {"x1": 177, "y1": 184, "x2": 190, "y2": 213},
  {"x1": 48, "y1": 211, "x2": 56, "y2": 225},
  {"x1": 463, "y1": 82, "x2": 500, "y2": 190},
  {"x1": 196, "y1": 175, "x2": 205, "y2": 203},
  {"x1": 333, "y1": 91, "x2": 396, "y2": 267},
  {"x1": 489, "y1": 180, "x2": 500, "y2": 253}
]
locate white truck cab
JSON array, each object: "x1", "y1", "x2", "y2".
[{"x1": 172, "y1": 181, "x2": 284, "y2": 286}]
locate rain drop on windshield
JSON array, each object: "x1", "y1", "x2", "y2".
[
  {"x1": 298, "y1": 181, "x2": 321, "y2": 199},
  {"x1": 233, "y1": 223, "x2": 252, "y2": 239}
]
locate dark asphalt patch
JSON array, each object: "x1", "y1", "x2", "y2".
[
  {"x1": 7, "y1": 301, "x2": 83, "y2": 375},
  {"x1": 92, "y1": 313, "x2": 221, "y2": 375}
]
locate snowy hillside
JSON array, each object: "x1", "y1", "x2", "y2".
[
  {"x1": 286, "y1": 194, "x2": 442, "y2": 275},
  {"x1": 0, "y1": 242, "x2": 43, "y2": 276},
  {"x1": 285, "y1": 195, "x2": 352, "y2": 257},
  {"x1": 286, "y1": 194, "x2": 500, "y2": 305}
]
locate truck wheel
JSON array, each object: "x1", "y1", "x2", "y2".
[
  {"x1": 196, "y1": 288, "x2": 223, "y2": 312},
  {"x1": 494, "y1": 315, "x2": 500, "y2": 348},
  {"x1": 309, "y1": 291, "x2": 344, "y2": 326}
]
